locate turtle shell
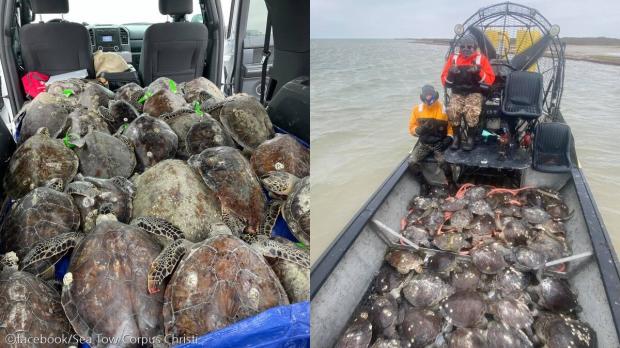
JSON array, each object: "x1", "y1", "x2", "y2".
[
  {"x1": 143, "y1": 89, "x2": 189, "y2": 118},
  {"x1": 78, "y1": 82, "x2": 115, "y2": 110},
  {"x1": 399, "y1": 308, "x2": 442, "y2": 348},
  {"x1": 132, "y1": 160, "x2": 222, "y2": 242},
  {"x1": 0, "y1": 271, "x2": 74, "y2": 346},
  {"x1": 4, "y1": 132, "x2": 79, "y2": 198},
  {"x1": 18, "y1": 92, "x2": 73, "y2": 143},
  {"x1": 188, "y1": 146, "x2": 266, "y2": 234},
  {"x1": 0, "y1": 187, "x2": 80, "y2": 260},
  {"x1": 250, "y1": 134, "x2": 310, "y2": 178},
  {"x1": 68, "y1": 176, "x2": 135, "y2": 231},
  {"x1": 61, "y1": 220, "x2": 164, "y2": 345},
  {"x1": 146, "y1": 77, "x2": 175, "y2": 94},
  {"x1": 219, "y1": 93, "x2": 275, "y2": 151},
  {"x1": 66, "y1": 107, "x2": 110, "y2": 138},
  {"x1": 161, "y1": 109, "x2": 203, "y2": 159},
  {"x1": 185, "y1": 115, "x2": 236, "y2": 156},
  {"x1": 115, "y1": 82, "x2": 145, "y2": 112},
  {"x1": 122, "y1": 115, "x2": 178, "y2": 171},
  {"x1": 100, "y1": 99, "x2": 140, "y2": 132},
  {"x1": 46, "y1": 78, "x2": 88, "y2": 97},
  {"x1": 74, "y1": 131, "x2": 136, "y2": 178},
  {"x1": 182, "y1": 76, "x2": 225, "y2": 104},
  {"x1": 282, "y1": 176, "x2": 310, "y2": 245},
  {"x1": 163, "y1": 235, "x2": 288, "y2": 337}
]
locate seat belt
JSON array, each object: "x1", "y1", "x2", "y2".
[{"x1": 259, "y1": 13, "x2": 272, "y2": 105}]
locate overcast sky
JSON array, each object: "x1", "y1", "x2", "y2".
[{"x1": 311, "y1": 0, "x2": 620, "y2": 39}]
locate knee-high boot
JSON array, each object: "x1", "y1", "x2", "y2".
[{"x1": 451, "y1": 125, "x2": 461, "y2": 150}]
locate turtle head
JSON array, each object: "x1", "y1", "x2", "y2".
[
  {"x1": 0, "y1": 252, "x2": 19, "y2": 271},
  {"x1": 260, "y1": 171, "x2": 300, "y2": 196}
]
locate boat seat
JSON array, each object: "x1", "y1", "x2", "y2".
[
  {"x1": 532, "y1": 122, "x2": 573, "y2": 173},
  {"x1": 139, "y1": 0, "x2": 208, "y2": 85},
  {"x1": 266, "y1": 76, "x2": 310, "y2": 143},
  {"x1": 501, "y1": 71, "x2": 543, "y2": 119},
  {"x1": 19, "y1": 0, "x2": 95, "y2": 77}
]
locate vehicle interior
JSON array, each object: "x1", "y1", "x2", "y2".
[{"x1": 0, "y1": 0, "x2": 309, "y2": 187}]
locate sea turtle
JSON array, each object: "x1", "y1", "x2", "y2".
[
  {"x1": 433, "y1": 232, "x2": 470, "y2": 253},
  {"x1": 67, "y1": 175, "x2": 135, "y2": 231},
  {"x1": 261, "y1": 172, "x2": 310, "y2": 245},
  {"x1": 441, "y1": 197, "x2": 468, "y2": 212},
  {"x1": 440, "y1": 292, "x2": 486, "y2": 328},
  {"x1": 533, "y1": 313, "x2": 596, "y2": 348},
  {"x1": 402, "y1": 273, "x2": 454, "y2": 308},
  {"x1": 401, "y1": 224, "x2": 431, "y2": 247},
  {"x1": 17, "y1": 92, "x2": 74, "y2": 143},
  {"x1": 188, "y1": 146, "x2": 267, "y2": 234},
  {"x1": 470, "y1": 242, "x2": 508, "y2": 275},
  {"x1": 0, "y1": 182, "x2": 80, "y2": 267},
  {"x1": 530, "y1": 277, "x2": 579, "y2": 313},
  {"x1": 335, "y1": 311, "x2": 373, "y2": 348},
  {"x1": 399, "y1": 307, "x2": 443, "y2": 348},
  {"x1": 448, "y1": 209, "x2": 473, "y2": 232},
  {"x1": 131, "y1": 218, "x2": 289, "y2": 338},
  {"x1": 132, "y1": 159, "x2": 223, "y2": 242},
  {"x1": 450, "y1": 262, "x2": 481, "y2": 292},
  {"x1": 72, "y1": 130, "x2": 136, "y2": 178},
  {"x1": 218, "y1": 93, "x2": 275, "y2": 151},
  {"x1": 250, "y1": 134, "x2": 310, "y2": 178},
  {"x1": 143, "y1": 89, "x2": 190, "y2": 118},
  {"x1": 367, "y1": 294, "x2": 399, "y2": 339},
  {"x1": 115, "y1": 82, "x2": 145, "y2": 112},
  {"x1": 145, "y1": 77, "x2": 176, "y2": 94},
  {"x1": 384, "y1": 249, "x2": 424, "y2": 275},
  {"x1": 370, "y1": 338, "x2": 402, "y2": 348},
  {"x1": 121, "y1": 115, "x2": 178, "y2": 171},
  {"x1": 21, "y1": 216, "x2": 166, "y2": 346},
  {"x1": 499, "y1": 219, "x2": 529, "y2": 245},
  {"x1": 4, "y1": 128, "x2": 79, "y2": 198},
  {"x1": 487, "y1": 321, "x2": 533, "y2": 348},
  {"x1": 184, "y1": 114, "x2": 236, "y2": 156},
  {"x1": 0, "y1": 253, "x2": 75, "y2": 347},
  {"x1": 427, "y1": 252, "x2": 458, "y2": 276},
  {"x1": 447, "y1": 328, "x2": 488, "y2": 348},
  {"x1": 46, "y1": 78, "x2": 88, "y2": 98},
  {"x1": 522, "y1": 207, "x2": 552, "y2": 225},
  {"x1": 488, "y1": 297, "x2": 534, "y2": 330},
  {"x1": 492, "y1": 267, "x2": 529, "y2": 297},
  {"x1": 160, "y1": 109, "x2": 206, "y2": 159},
  {"x1": 66, "y1": 107, "x2": 111, "y2": 138},
  {"x1": 373, "y1": 264, "x2": 403, "y2": 294},
  {"x1": 181, "y1": 76, "x2": 225, "y2": 105},
  {"x1": 77, "y1": 82, "x2": 115, "y2": 110},
  {"x1": 98, "y1": 99, "x2": 140, "y2": 132}
]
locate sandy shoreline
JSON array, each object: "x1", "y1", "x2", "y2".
[{"x1": 409, "y1": 39, "x2": 620, "y2": 66}]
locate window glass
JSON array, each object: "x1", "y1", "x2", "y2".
[{"x1": 38, "y1": 0, "x2": 203, "y2": 25}]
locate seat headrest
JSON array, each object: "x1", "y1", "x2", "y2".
[
  {"x1": 159, "y1": 0, "x2": 193, "y2": 15},
  {"x1": 31, "y1": 0, "x2": 69, "y2": 14}
]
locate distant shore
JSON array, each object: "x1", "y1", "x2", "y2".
[{"x1": 408, "y1": 38, "x2": 620, "y2": 66}]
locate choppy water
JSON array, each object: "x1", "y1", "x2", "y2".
[{"x1": 311, "y1": 39, "x2": 620, "y2": 263}]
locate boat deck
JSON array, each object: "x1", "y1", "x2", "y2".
[{"x1": 443, "y1": 142, "x2": 532, "y2": 170}]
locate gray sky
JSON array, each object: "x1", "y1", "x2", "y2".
[{"x1": 311, "y1": 0, "x2": 620, "y2": 39}]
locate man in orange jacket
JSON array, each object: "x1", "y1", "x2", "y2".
[
  {"x1": 408, "y1": 85, "x2": 452, "y2": 185},
  {"x1": 441, "y1": 33, "x2": 495, "y2": 151}
]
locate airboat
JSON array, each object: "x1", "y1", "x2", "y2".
[{"x1": 311, "y1": 3, "x2": 620, "y2": 347}]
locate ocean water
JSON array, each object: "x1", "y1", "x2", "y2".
[{"x1": 310, "y1": 39, "x2": 620, "y2": 263}]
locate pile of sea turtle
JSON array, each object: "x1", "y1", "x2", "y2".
[
  {"x1": 336, "y1": 184, "x2": 596, "y2": 348},
  {"x1": 0, "y1": 76, "x2": 310, "y2": 345}
]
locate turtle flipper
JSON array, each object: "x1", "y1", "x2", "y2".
[
  {"x1": 98, "y1": 105, "x2": 114, "y2": 123},
  {"x1": 260, "y1": 200, "x2": 283, "y2": 237},
  {"x1": 148, "y1": 239, "x2": 189, "y2": 294},
  {"x1": 222, "y1": 207, "x2": 246, "y2": 236},
  {"x1": 0, "y1": 252, "x2": 19, "y2": 271},
  {"x1": 131, "y1": 216, "x2": 185, "y2": 241},
  {"x1": 21, "y1": 232, "x2": 82, "y2": 275},
  {"x1": 261, "y1": 171, "x2": 300, "y2": 196},
  {"x1": 249, "y1": 235, "x2": 310, "y2": 269}
]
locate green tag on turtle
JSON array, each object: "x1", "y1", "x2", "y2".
[
  {"x1": 138, "y1": 91, "x2": 153, "y2": 104},
  {"x1": 63, "y1": 133, "x2": 76, "y2": 149},
  {"x1": 169, "y1": 79, "x2": 177, "y2": 93},
  {"x1": 193, "y1": 101, "x2": 204, "y2": 116},
  {"x1": 62, "y1": 89, "x2": 75, "y2": 97},
  {"x1": 121, "y1": 123, "x2": 129, "y2": 131},
  {"x1": 295, "y1": 242, "x2": 307, "y2": 249},
  {"x1": 481, "y1": 129, "x2": 497, "y2": 137}
]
